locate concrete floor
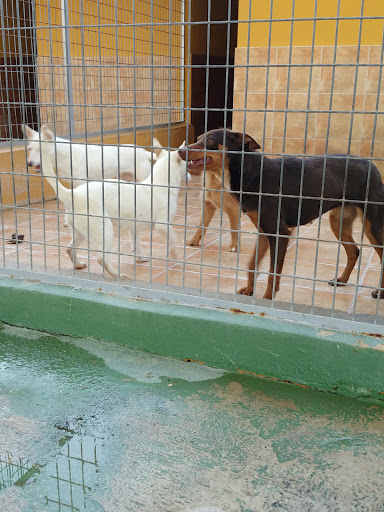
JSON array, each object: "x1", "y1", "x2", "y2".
[{"x1": 1, "y1": 322, "x2": 384, "y2": 512}]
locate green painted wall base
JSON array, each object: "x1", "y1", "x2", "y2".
[{"x1": 1, "y1": 277, "x2": 383, "y2": 402}]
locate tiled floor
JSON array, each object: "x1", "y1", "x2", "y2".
[{"x1": 1, "y1": 174, "x2": 383, "y2": 318}]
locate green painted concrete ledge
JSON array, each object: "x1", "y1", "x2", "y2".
[{"x1": 1, "y1": 276, "x2": 383, "y2": 402}]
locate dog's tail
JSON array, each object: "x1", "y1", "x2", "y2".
[{"x1": 40, "y1": 125, "x2": 73, "y2": 209}]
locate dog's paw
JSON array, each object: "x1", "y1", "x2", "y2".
[
  {"x1": 136, "y1": 256, "x2": 149, "y2": 263},
  {"x1": 371, "y1": 289, "x2": 384, "y2": 299},
  {"x1": 186, "y1": 238, "x2": 201, "y2": 247},
  {"x1": 237, "y1": 286, "x2": 254, "y2": 296},
  {"x1": 328, "y1": 278, "x2": 347, "y2": 287},
  {"x1": 121, "y1": 273, "x2": 129, "y2": 279},
  {"x1": 75, "y1": 262, "x2": 87, "y2": 269},
  {"x1": 228, "y1": 245, "x2": 238, "y2": 253}
]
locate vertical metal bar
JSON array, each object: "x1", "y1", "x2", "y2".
[
  {"x1": 181, "y1": 0, "x2": 191, "y2": 292},
  {"x1": 270, "y1": 0, "x2": 296, "y2": 308},
  {"x1": 235, "y1": 0, "x2": 273, "y2": 301},
  {"x1": 353, "y1": 26, "x2": 384, "y2": 321},
  {"x1": 197, "y1": 2, "x2": 213, "y2": 296},
  {"x1": 115, "y1": 0, "x2": 122, "y2": 281},
  {"x1": 97, "y1": 0, "x2": 106, "y2": 281},
  {"x1": 61, "y1": 0, "x2": 75, "y2": 136},
  {"x1": 290, "y1": 0, "x2": 318, "y2": 309},
  {"x1": 332, "y1": 0, "x2": 366, "y2": 317},
  {"x1": 79, "y1": 0, "x2": 91, "y2": 278},
  {"x1": 149, "y1": 0, "x2": 155, "y2": 287},
  {"x1": 0, "y1": 0, "x2": 19, "y2": 269},
  {"x1": 215, "y1": 0, "x2": 233, "y2": 299},
  {"x1": 165, "y1": 0, "x2": 173, "y2": 290},
  {"x1": 132, "y1": 0, "x2": 138, "y2": 284},
  {"x1": 310, "y1": 0, "x2": 341, "y2": 313}
]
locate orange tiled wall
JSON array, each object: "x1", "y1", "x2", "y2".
[
  {"x1": 233, "y1": 45, "x2": 384, "y2": 172},
  {"x1": 37, "y1": 55, "x2": 183, "y2": 136}
]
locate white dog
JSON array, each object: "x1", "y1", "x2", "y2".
[
  {"x1": 22, "y1": 124, "x2": 154, "y2": 184},
  {"x1": 40, "y1": 125, "x2": 190, "y2": 278}
]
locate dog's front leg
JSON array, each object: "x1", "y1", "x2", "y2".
[
  {"x1": 168, "y1": 226, "x2": 178, "y2": 260},
  {"x1": 187, "y1": 201, "x2": 216, "y2": 247},
  {"x1": 238, "y1": 233, "x2": 269, "y2": 296},
  {"x1": 224, "y1": 193, "x2": 240, "y2": 252},
  {"x1": 63, "y1": 210, "x2": 70, "y2": 228}
]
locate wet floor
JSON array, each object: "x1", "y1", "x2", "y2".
[{"x1": 0, "y1": 321, "x2": 384, "y2": 512}]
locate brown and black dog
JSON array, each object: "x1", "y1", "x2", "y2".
[{"x1": 179, "y1": 129, "x2": 384, "y2": 300}]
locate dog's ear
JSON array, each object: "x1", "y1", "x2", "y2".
[
  {"x1": 178, "y1": 140, "x2": 186, "y2": 149},
  {"x1": 173, "y1": 146, "x2": 184, "y2": 163},
  {"x1": 233, "y1": 131, "x2": 260, "y2": 151},
  {"x1": 41, "y1": 125, "x2": 54, "y2": 141},
  {"x1": 22, "y1": 124, "x2": 37, "y2": 139},
  {"x1": 152, "y1": 137, "x2": 164, "y2": 158},
  {"x1": 244, "y1": 133, "x2": 261, "y2": 151}
]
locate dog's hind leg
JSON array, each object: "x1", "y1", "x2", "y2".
[
  {"x1": 263, "y1": 227, "x2": 290, "y2": 300},
  {"x1": 328, "y1": 206, "x2": 359, "y2": 286},
  {"x1": 66, "y1": 229, "x2": 87, "y2": 269},
  {"x1": 363, "y1": 218, "x2": 384, "y2": 299},
  {"x1": 187, "y1": 200, "x2": 216, "y2": 247},
  {"x1": 93, "y1": 215, "x2": 128, "y2": 279}
]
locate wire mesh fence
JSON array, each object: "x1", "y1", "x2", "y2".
[{"x1": 1, "y1": 0, "x2": 384, "y2": 328}]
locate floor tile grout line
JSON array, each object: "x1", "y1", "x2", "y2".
[{"x1": 151, "y1": 216, "x2": 251, "y2": 280}]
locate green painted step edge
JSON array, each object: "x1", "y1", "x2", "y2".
[{"x1": 1, "y1": 277, "x2": 383, "y2": 401}]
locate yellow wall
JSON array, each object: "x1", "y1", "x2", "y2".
[
  {"x1": 34, "y1": 0, "x2": 64, "y2": 58},
  {"x1": 238, "y1": 0, "x2": 384, "y2": 47},
  {"x1": 35, "y1": 0, "x2": 182, "y2": 59}
]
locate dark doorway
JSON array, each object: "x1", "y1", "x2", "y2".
[
  {"x1": 190, "y1": 0, "x2": 238, "y2": 139},
  {"x1": 191, "y1": 54, "x2": 234, "y2": 137},
  {"x1": 0, "y1": 0, "x2": 38, "y2": 140}
]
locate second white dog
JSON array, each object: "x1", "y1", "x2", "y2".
[
  {"x1": 23, "y1": 124, "x2": 154, "y2": 184},
  {"x1": 40, "y1": 125, "x2": 190, "y2": 278}
]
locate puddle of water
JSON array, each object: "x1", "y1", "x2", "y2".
[
  {"x1": 1, "y1": 431, "x2": 101, "y2": 512},
  {"x1": 0, "y1": 452, "x2": 42, "y2": 490},
  {"x1": 59, "y1": 334, "x2": 226, "y2": 383}
]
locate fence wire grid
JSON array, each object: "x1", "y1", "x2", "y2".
[{"x1": 1, "y1": 0, "x2": 384, "y2": 328}]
